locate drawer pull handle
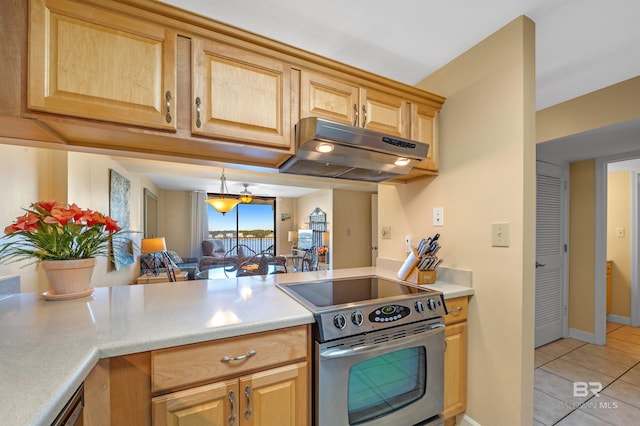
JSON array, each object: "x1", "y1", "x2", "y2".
[
  {"x1": 244, "y1": 385, "x2": 251, "y2": 419},
  {"x1": 195, "y1": 97, "x2": 202, "y2": 128},
  {"x1": 353, "y1": 104, "x2": 359, "y2": 127},
  {"x1": 361, "y1": 104, "x2": 367, "y2": 128},
  {"x1": 228, "y1": 390, "x2": 235, "y2": 425},
  {"x1": 448, "y1": 306, "x2": 463, "y2": 315},
  {"x1": 165, "y1": 90, "x2": 172, "y2": 123},
  {"x1": 221, "y1": 349, "x2": 257, "y2": 363}
]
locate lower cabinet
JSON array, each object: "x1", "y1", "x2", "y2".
[
  {"x1": 442, "y1": 296, "x2": 469, "y2": 424},
  {"x1": 84, "y1": 325, "x2": 311, "y2": 425},
  {"x1": 152, "y1": 362, "x2": 308, "y2": 426}
]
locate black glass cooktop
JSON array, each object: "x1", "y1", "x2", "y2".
[{"x1": 279, "y1": 276, "x2": 435, "y2": 309}]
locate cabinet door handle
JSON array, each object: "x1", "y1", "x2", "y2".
[
  {"x1": 165, "y1": 91, "x2": 172, "y2": 123},
  {"x1": 353, "y1": 103, "x2": 359, "y2": 127},
  {"x1": 221, "y1": 349, "x2": 257, "y2": 362},
  {"x1": 228, "y1": 390, "x2": 235, "y2": 425},
  {"x1": 361, "y1": 104, "x2": 367, "y2": 128},
  {"x1": 448, "y1": 306, "x2": 463, "y2": 315},
  {"x1": 195, "y1": 97, "x2": 202, "y2": 128},
  {"x1": 244, "y1": 385, "x2": 252, "y2": 419}
]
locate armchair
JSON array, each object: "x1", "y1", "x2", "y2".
[{"x1": 198, "y1": 239, "x2": 227, "y2": 271}]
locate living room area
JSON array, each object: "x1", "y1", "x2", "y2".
[{"x1": 0, "y1": 144, "x2": 377, "y2": 293}]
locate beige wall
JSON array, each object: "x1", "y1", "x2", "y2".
[
  {"x1": 160, "y1": 190, "x2": 192, "y2": 258},
  {"x1": 607, "y1": 171, "x2": 631, "y2": 317},
  {"x1": 568, "y1": 160, "x2": 596, "y2": 332},
  {"x1": 381, "y1": 16, "x2": 536, "y2": 425},
  {"x1": 0, "y1": 146, "x2": 158, "y2": 293},
  {"x1": 537, "y1": 76, "x2": 640, "y2": 143},
  {"x1": 332, "y1": 190, "x2": 372, "y2": 269}
]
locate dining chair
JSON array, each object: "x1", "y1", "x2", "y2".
[{"x1": 301, "y1": 246, "x2": 319, "y2": 272}]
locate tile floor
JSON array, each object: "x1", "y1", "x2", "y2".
[{"x1": 534, "y1": 323, "x2": 640, "y2": 425}]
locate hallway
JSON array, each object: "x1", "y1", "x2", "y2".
[{"x1": 534, "y1": 323, "x2": 640, "y2": 425}]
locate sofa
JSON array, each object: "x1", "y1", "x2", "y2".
[{"x1": 140, "y1": 251, "x2": 200, "y2": 280}]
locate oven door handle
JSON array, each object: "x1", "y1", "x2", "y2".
[{"x1": 319, "y1": 326, "x2": 443, "y2": 360}]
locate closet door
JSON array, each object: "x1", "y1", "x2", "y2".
[{"x1": 535, "y1": 161, "x2": 566, "y2": 347}]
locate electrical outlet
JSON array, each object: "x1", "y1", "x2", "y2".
[
  {"x1": 433, "y1": 207, "x2": 444, "y2": 227},
  {"x1": 491, "y1": 222, "x2": 510, "y2": 247},
  {"x1": 405, "y1": 235, "x2": 412, "y2": 253}
]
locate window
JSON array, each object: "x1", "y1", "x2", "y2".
[{"x1": 206, "y1": 196, "x2": 276, "y2": 254}]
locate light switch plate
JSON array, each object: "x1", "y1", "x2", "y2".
[
  {"x1": 381, "y1": 226, "x2": 391, "y2": 239},
  {"x1": 617, "y1": 227, "x2": 625, "y2": 238},
  {"x1": 492, "y1": 222, "x2": 510, "y2": 247}
]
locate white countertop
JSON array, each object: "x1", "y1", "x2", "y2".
[{"x1": 0, "y1": 267, "x2": 472, "y2": 425}]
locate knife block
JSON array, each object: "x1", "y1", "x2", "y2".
[{"x1": 406, "y1": 267, "x2": 437, "y2": 284}]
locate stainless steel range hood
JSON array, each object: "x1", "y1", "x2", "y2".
[{"x1": 279, "y1": 117, "x2": 429, "y2": 182}]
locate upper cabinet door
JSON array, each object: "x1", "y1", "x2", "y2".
[
  {"x1": 28, "y1": 0, "x2": 177, "y2": 130},
  {"x1": 300, "y1": 71, "x2": 359, "y2": 126},
  {"x1": 410, "y1": 103, "x2": 438, "y2": 172},
  {"x1": 360, "y1": 87, "x2": 407, "y2": 137},
  {"x1": 192, "y1": 38, "x2": 292, "y2": 148}
]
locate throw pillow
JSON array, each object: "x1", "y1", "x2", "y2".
[{"x1": 167, "y1": 250, "x2": 184, "y2": 264}]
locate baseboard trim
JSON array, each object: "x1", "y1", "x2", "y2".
[
  {"x1": 458, "y1": 414, "x2": 482, "y2": 426},
  {"x1": 569, "y1": 328, "x2": 595, "y2": 343},
  {"x1": 606, "y1": 314, "x2": 630, "y2": 325}
]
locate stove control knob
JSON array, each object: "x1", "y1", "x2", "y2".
[
  {"x1": 414, "y1": 301, "x2": 425, "y2": 313},
  {"x1": 333, "y1": 314, "x2": 347, "y2": 329},
  {"x1": 351, "y1": 311, "x2": 364, "y2": 326},
  {"x1": 427, "y1": 299, "x2": 438, "y2": 311}
]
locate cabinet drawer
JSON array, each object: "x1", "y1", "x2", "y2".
[
  {"x1": 444, "y1": 296, "x2": 468, "y2": 325},
  {"x1": 151, "y1": 326, "x2": 307, "y2": 393}
]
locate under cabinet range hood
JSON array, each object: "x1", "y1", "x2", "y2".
[{"x1": 279, "y1": 117, "x2": 429, "y2": 182}]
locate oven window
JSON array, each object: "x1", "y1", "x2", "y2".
[{"x1": 347, "y1": 347, "x2": 426, "y2": 424}]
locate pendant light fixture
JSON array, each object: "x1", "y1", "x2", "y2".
[
  {"x1": 239, "y1": 183, "x2": 253, "y2": 204},
  {"x1": 204, "y1": 168, "x2": 240, "y2": 215}
]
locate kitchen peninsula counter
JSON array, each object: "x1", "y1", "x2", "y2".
[{"x1": 0, "y1": 267, "x2": 472, "y2": 425}]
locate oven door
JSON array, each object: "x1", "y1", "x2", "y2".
[{"x1": 315, "y1": 321, "x2": 444, "y2": 426}]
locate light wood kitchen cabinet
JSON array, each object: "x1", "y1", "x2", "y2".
[
  {"x1": 300, "y1": 70, "x2": 440, "y2": 173},
  {"x1": 29, "y1": 0, "x2": 177, "y2": 130},
  {"x1": 192, "y1": 38, "x2": 294, "y2": 148},
  {"x1": 152, "y1": 363, "x2": 308, "y2": 426},
  {"x1": 3, "y1": 0, "x2": 443, "y2": 171},
  {"x1": 301, "y1": 71, "x2": 406, "y2": 135},
  {"x1": 410, "y1": 103, "x2": 439, "y2": 172},
  {"x1": 443, "y1": 296, "x2": 469, "y2": 424},
  {"x1": 83, "y1": 325, "x2": 311, "y2": 425}
]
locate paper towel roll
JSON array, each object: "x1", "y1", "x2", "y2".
[{"x1": 397, "y1": 249, "x2": 418, "y2": 281}]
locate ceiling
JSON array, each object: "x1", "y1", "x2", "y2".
[{"x1": 120, "y1": 0, "x2": 640, "y2": 194}]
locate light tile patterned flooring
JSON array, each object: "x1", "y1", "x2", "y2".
[{"x1": 534, "y1": 323, "x2": 640, "y2": 425}]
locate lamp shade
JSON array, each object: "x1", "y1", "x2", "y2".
[
  {"x1": 205, "y1": 168, "x2": 241, "y2": 215},
  {"x1": 287, "y1": 231, "x2": 298, "y2": 242},
  {"x1": 322, "y1": 232, "x2": 330, "y2": 246},
  {"x1": 205, "y1": 197, "x2": 240, "y2": 215},
  {"x1": 141, "y1": 237, "x2": 167, "y2": 254}
]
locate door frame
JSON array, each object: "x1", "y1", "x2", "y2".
[{"x1": 596, "y1": 149, "x2": 640, "y2": 344}]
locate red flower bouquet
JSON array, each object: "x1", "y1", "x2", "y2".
[{"x1": 0, "y1": 200, "x2": 122, "y2": 264}]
